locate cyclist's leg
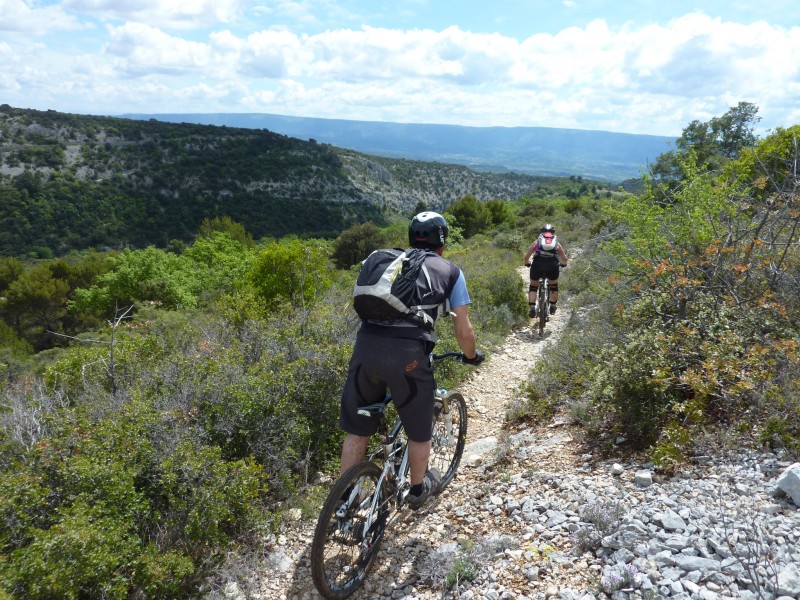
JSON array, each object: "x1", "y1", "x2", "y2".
[
  {"x1": 549, "y1": 278, "x2": 558, "y2": 302},
  {"x1": 383, "y1": 338, "x2": 436, "y2": 487},
  {"x1": 339, "y1": 331, "x2": 391, "y2": 471},
  {"x1": 545, "y1": 261, "x2": 561, "y2": 313},
  {"x1": 408, "y1": 439, "x2": 432, "y2": 486},
  {"x1": 528, "y1": 261, "x2": 543, "y2": 316},
  {"x1": 340, "y1": 434, "x2": 370, "y2": 475},
  {"x1": 528, "y1": 281, "x2": 539, "y2": 316}
]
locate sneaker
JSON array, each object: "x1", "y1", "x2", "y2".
[
  {"x1": 549, "y1": 303, "x2": 557, "y2": 315},
  {"x1": 528, "y1": 305, "x2": 536, "y2": 318},
  {"x1": 407, "y1": 468, "x2": 442, "y2": 510}
]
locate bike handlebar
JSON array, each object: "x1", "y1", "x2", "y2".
[
  {"x1": 524, "y1": 262, "x2": 567, "y2": 268},
  {"x1": 432, "y1": 351, "x2": 465, "y2": 361},
  {"x1": 432, "y1": 350, "x2": 485, "y2": 366}
]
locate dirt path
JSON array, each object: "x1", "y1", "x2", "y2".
[{"x1": 232, "y1": 267, "x2": 582, "y2": 600}]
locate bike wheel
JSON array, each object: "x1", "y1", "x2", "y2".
[
  {"x1": 311, "y1": 462, "x2": 390, "y2": 599},
  {"x1": 537, "y1": 287, "x2": 547, "y2": 337},
  {"x1": 430, "y1": 391, "x2": 468, "y2": 488}
]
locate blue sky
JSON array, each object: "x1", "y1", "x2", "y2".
[{"x1": 2, "y1": 0, "x2": 799, "y2": 136}]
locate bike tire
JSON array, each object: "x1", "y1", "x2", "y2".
[
  {"x1": 537, "y1": 285, "x2": 547, "y2": 337},
  {"x1": 429, "y1": 391, "x2": 468, "y2": 488},
  {"x1": 311, "y1": 461, "x2": 390, "y2": 599}
]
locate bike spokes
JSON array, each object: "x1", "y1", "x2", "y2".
[
  {"x1": 311, "y1": 462, "x2": 389, "y2": 599},
  {"x1": 429, "y1": 392, "x2": 468, "y2": 488}
]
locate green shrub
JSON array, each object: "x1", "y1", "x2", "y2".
[
  {"x1": 1, "y1": 501, "x2": 140, "y2": 599},
  {"x1": 758, "y1": 376, "x2": 800, "y2": 454},
  {"x1": 652, "y1": 421, "x2": 693, "y2": 473},
  {"x1": 0, "y1": 395, "x2": 265, "y2": 599},
  {"x1": 247, "y1": 238, "x2": 331, "y2": 310}
]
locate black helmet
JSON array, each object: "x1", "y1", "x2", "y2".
[
  {"x1": 541, "y1": 223, "x2": 556, "y2": 234},
  {"x1": 409, "y1": 211, "x2": 449, "y2": 249}
]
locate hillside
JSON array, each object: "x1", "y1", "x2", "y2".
[
  {"x1": 0, "y1": 105, "x2": 560, "y2": 257},
  {"x1": 121, "y1": 111, "x2": 675, "y2": 182}
]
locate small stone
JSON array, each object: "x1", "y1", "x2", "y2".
[
  {"x1": 776, "y1": 462, "x2": 800, "y2": 506},
  {"x1": 656, "y1": 508, "x2": 687, "y2": 531},
  {"x1": 635, "y1": 470, "x2": 653, "y2": 487},
  {"x1": 777, "y1": 562, "x2": 800, "y2": 597}
]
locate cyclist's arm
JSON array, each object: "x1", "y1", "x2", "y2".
[
  {"x1": 523, "y1": 242, "x2": 537, "y2": 265},
  {"x1": 556, "y1": 244, "x2": 568, "y2": 267},
  {"x1": 452, "y1": 305, "x2": 477, "y2": 359},
  {"x1": 449, "y1": 272, "x2": 477, "y2": 360}
]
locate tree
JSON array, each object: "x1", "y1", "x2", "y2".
[
  {"x1": 247, "y1": 239, "x2": 331, "y2": 312},
  {"x1": 332, "y1": 222, "x2": 385, "y2": 269},
  {"x1": 70, "y1": 247, "x2": 203, "y2": 313},
  {"x1": 485, "y1": 199, "x2": 515, "y2": 228},
  {"x1": 409, "y1": 200, "x2": 428, "y2": 218},
  {"x1": 0, "y1": 265, "x2": 70, "y2": 350},
  {"x1": 709, "y1": 101, "x2": 761, "y2": 159},
  {"x1": 0, "y1": 257, "x2": 24, "y2": 291},
  {"x1": 448, "y1": 195, "x2": 491, "y2": 238},
  {"x1": 650, "y1": 102, "x2": 761, "y2": 189},
  {"x1": 198, "y1": 216, "x2": 255, "y2": 248},
  {"x1": 183, "y1": 232, "x2": 254, "y2": 293}
]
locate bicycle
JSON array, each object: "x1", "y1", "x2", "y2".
[
  {"x1": 310, "y1": 352, "x2": 470, "y2": 599},
  {"x1": 534, "y1": 276, "x2": 550, "y2": 338}
]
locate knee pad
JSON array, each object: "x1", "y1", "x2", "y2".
[
  {"x1": 549, "y1": 283, "x2": 558, "y2": 292},
  {"x1": 529, "y1": 284, "x2": 538, "y2": 292}
]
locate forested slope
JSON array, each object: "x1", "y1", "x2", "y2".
[{"x1": 0, "y1": 105, "x2": 554, "y2": 257}]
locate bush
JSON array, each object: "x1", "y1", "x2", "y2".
[
  {"x1": 332, "y1": 221, "x2": 385, "y2": 269},
  {"x1": 0, "y1": 397, "x2": 264, "y2": 598}
]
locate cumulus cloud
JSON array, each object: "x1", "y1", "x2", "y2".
[
  {"x1": 0, "y1": 0, "x2": 85, "y2": 34},
  {"x1": 238, "y1": 29, "x2": 308, "y2": 78},
  {"x1": 3, "y1": 7, "x2": 800, "y2": 135},
  {"x1": 105, "y1": 23, "x2": 214, "y2": 76},
  {"x1": 63, "y1": 0, "x2": 249, "y2": 29}
]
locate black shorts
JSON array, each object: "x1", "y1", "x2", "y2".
[
  {"x1": 529, "y1": 257, "x2": 560, "y2": 282},
  {"x1": 340, "y1": 330, "x2": 436, "y2": 442}
]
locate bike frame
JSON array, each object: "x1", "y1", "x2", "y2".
[
  {"x1": 352, "y1": 351, "x2": 462, "y2": 539},
  {"x1": 536, "y1": 276, "x2": 549, "y2": 336}
]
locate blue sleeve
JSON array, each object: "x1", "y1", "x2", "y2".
[{"x1": 449, "y1": 271, "x2": 471, "y2": 308}]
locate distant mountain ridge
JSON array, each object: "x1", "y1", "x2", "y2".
[{"x1": 121, "y1": 112, "x2": 675, "y2": 182}]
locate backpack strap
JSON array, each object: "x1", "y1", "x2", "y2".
[{"x1": 404, "y1": 251, "x2": 453, "y2": 330}]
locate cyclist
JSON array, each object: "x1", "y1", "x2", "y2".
[
  {"x1": 339, "y1": 211, "x2": 485, "y2": 510},
  {"x1": 524, "y1": 223, "x2": 568, "y2": 317}
]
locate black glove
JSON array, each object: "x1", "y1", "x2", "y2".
[
  {"x1": 524, "y1": 262, "x2": 531, "y2": 267},
  {"x1": 462, "y1": 349, "x2": 485, "y2": 366}
]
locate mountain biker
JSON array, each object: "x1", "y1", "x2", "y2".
[
  {"x1": 524, "y1": 223, "x2": 568, "y2": 317},
  {"x1": 339, "y1": 211, "x2": 485, "y2": 510}
]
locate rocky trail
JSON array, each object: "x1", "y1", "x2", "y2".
[{"x1": 218, "y1": 269, "x2": 800, "y2": 600}]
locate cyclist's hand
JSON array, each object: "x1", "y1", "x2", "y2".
[
  {"x1": 462, "y1": 349, "x2": 485, "y2": 366},
  {"x1": 524, "y1": 262, "x2": 531, "y2": 267}
]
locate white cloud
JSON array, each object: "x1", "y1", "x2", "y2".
[
  {"x1": 3, "y1": 8, "x2": 800, "y2": 135},
  {"x1": 105, "y1": 23, "x2": 215, "y2": 75},
  {"x1": 0, "y1": 0, "x2": 85, "y2": 34},
  {"x1": 296, "y1": 26, "x2": 519, "y2": 84},
  {"x1": 63, "y1": 0, "x2": 249, "y2": 29},
  {"x1": 238, "y1": 29, "x2": 308, "y2": 78}
]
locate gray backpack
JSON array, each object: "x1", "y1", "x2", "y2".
[{"x1": 352, "y1": 248, "x2": 446, "y2": 330}]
